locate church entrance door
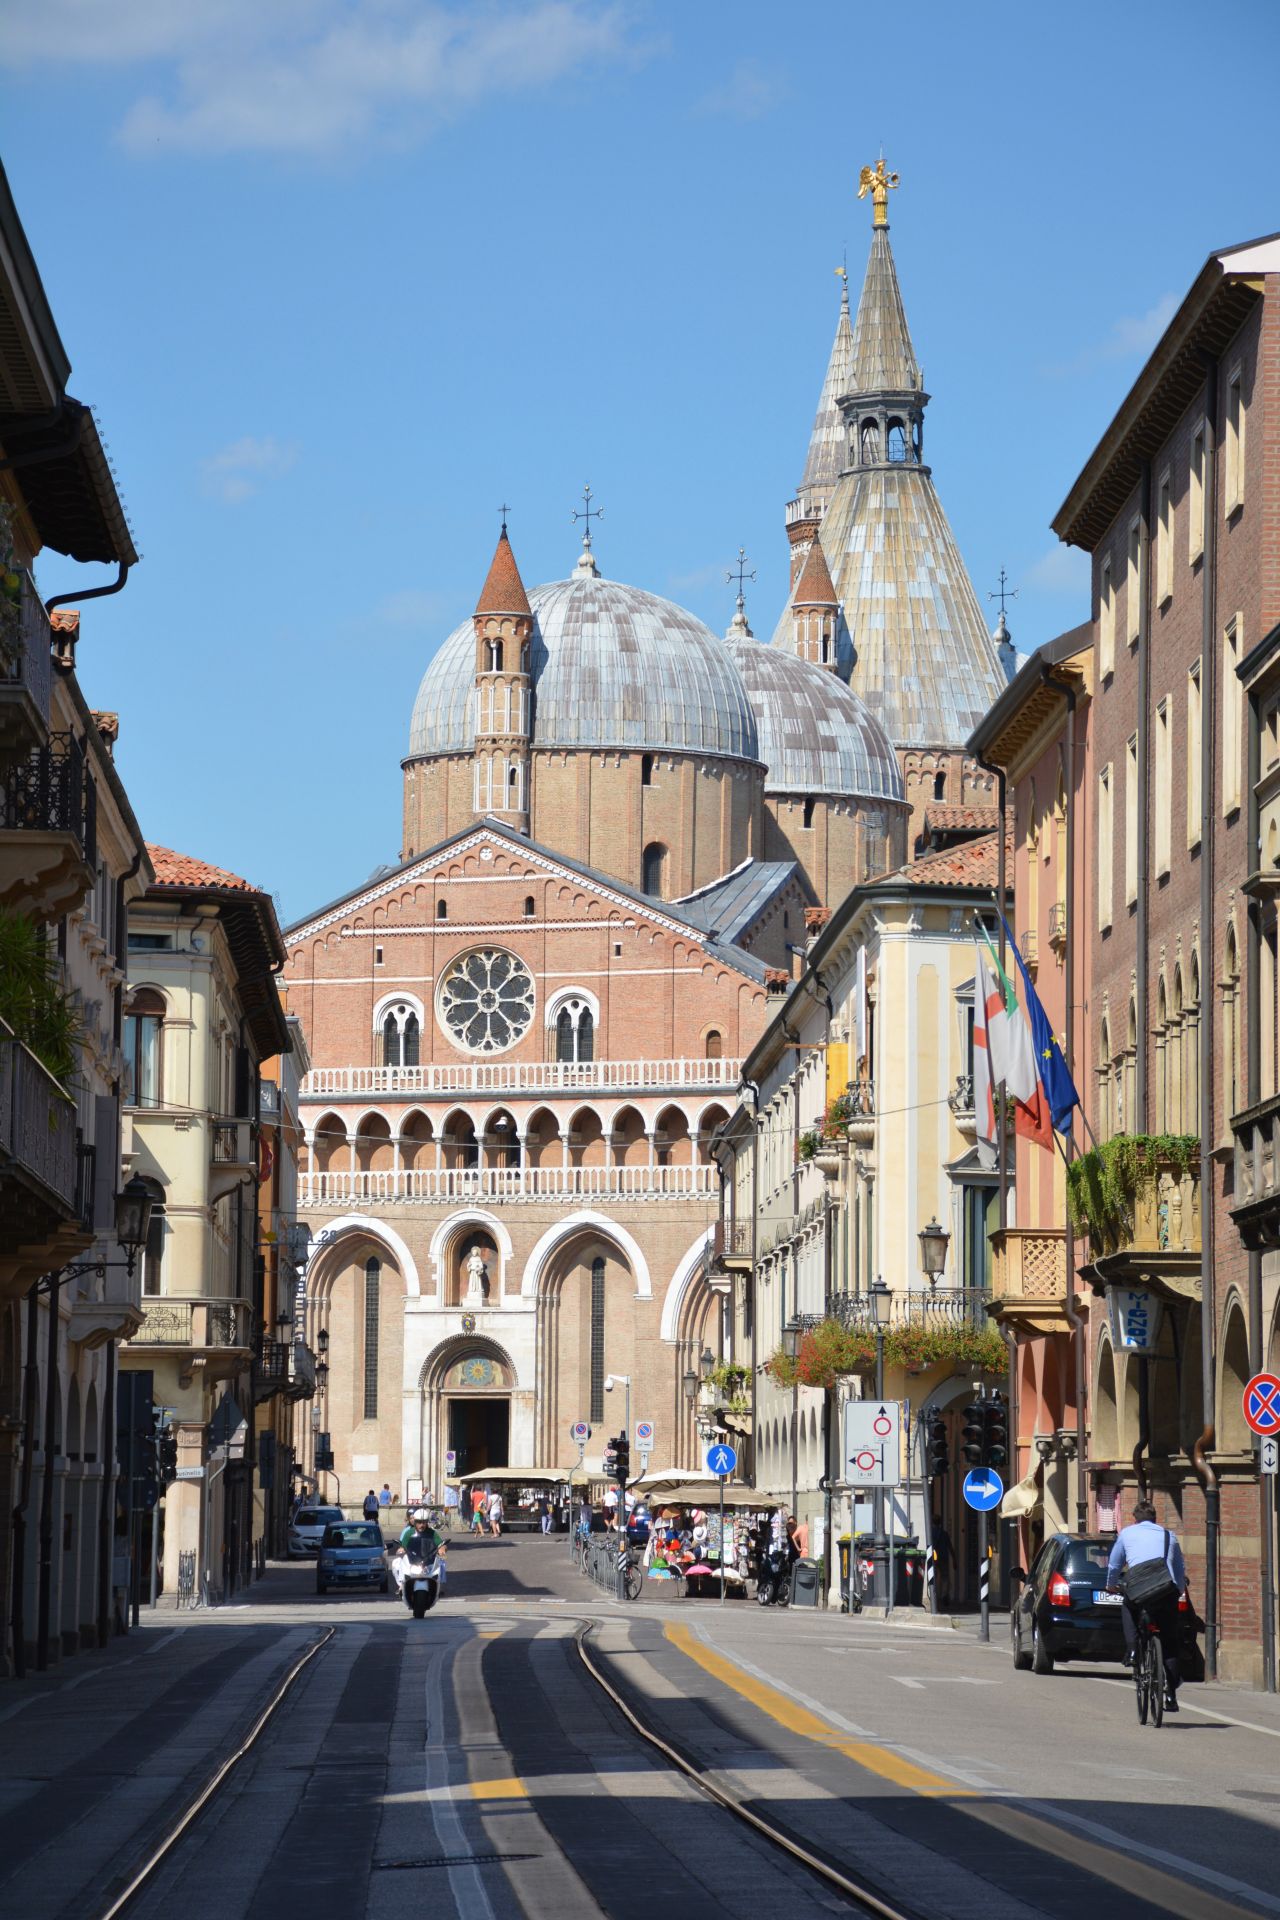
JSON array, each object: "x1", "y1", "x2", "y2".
[{"x1": 447, "y1": 1397, "x2": 510, "y2": 1478}]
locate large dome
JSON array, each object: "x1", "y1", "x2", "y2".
[
  {"x1": 725, "y1": 631, "x2": 903, "y2": 801},
  {"x1": 408, "y1": 569, "x2": 759, "y2": 764}
]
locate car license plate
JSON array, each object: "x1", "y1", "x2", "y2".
[{"x1": 1093, "y1": 1590, "x2": 1123, "y2": 1605}]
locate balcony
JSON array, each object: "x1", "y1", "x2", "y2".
[
  {"x1": 301, "y1": 1056, "x2": 742, "y2": 1101},
  {"x1": 259, "y1": 1080, "x2": 281, "y2": 1125},
  {"x1": 989, "y1": 1227, "x2": 1071, "y2": 1334},
  {"x1": 288, "y1": 1343, "x2": 317, "y2": 1401},
  {"x1": 0, "y1": 731, "x2": 97, "y2": 920},
  {"x1": 129, "y1": 1295, "x2": 252, "y2": 1383},
  {"x1": 299, "y1": 1163, "x2": 716, "y2": 1208},
  {"x1": 252, "y1": 1336, "x2": 291, "y2": 1403},
  {"x1": 833, "y1": 1286, "x2": 993, "y2": 1331},
  {"x1": 1074, "y1": 1144, "x2": 1201, "y2": 1302},
  {"x1": 210, "y1": 1117, "x2": 256, "y2": 1201},
  {"x1": 1020, "y1": 925, "x2": 1038, "y2": 972},
  {"x1": 1231, "y1": 1092, "x2": 1280, "y2": 1248},
  {"x1": 0, "y1": 1019, "x2": 82, "y2": 1287},
  {"x1": 1048, "y1": 899, "x2": 1067, "y2": 957},
  {"x1": 0, "y1": 573, "x2": 52, "y2": 761},
  {"x1": 711, "y1": 1220, "x2": 752, "y2": 1272}
]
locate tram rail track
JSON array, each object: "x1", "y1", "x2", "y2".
[{"x1": 90, "y1": 1611, "x2": 917, "y2": 1920}]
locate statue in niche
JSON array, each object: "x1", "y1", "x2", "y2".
[{"x1": 463, "y1": 1244, "x2": 490, "y2": 1305}]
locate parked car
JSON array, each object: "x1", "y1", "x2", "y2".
[
  {"x1": 1011, "y1": 1532, "x2": 1199, "y2": 1674},
  {"x1": 288, "y1": 1505, "x2": 345, "y2": 1557},
  {"x1": 316, "y1": 1521, "x2": 390, "y2": 1595}
]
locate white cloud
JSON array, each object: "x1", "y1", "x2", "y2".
[
  {"x1": 1023, "y1": 544, "x2": 1090, "y2": 597},
  {"x1": 1046, "y1": 293, "x2": 1179, "y2": 378},
  {"x1": 696, "y1": 59, "x2": 787, "y2": 121},
  {"x1": 200, "y1": 434, "x2": 297, "y2": 504},
  {"x1": 3, "y1": 1, "x2": 639, "y2": 158}
]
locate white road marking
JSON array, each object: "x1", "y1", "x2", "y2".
[
  {"x1": 1087, "y1": 1675, "x2": 1280, "y2": 1740},
  {"x1": 1020, "y1": 1796, "x2": 1280, "y2": 1915},
  {"x1": 889, "y1": 1676, "x2": 926, "y2": 1689}
]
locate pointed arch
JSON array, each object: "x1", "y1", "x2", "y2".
[
  {"x1": 304, "y1": 1215, "x2": 421, "y2": 1297},
  {"x1": 520, "y1": 1212, "x2": 652, "y2": 1301},
  {"x1": 427, "y1": 1209, "x2": 514, "y2": 1297},
  {"x1": 659, "y1": 1228, "x2": 715, "y2": 1340}
]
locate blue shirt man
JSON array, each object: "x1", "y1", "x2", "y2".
[{"x1": 1106, "y1": 1500, "x2": 1188, "y2": 1709}]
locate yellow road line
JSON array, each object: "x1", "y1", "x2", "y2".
[
  {"x1": 468, "y1": 1775, "x2": 526, "y2": 1799},
  {"x1": 663, "y1": 1622, "x2": 967, "y2": 1798}
]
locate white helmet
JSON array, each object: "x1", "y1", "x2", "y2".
[{"x1": 411, "y1": 1507, "x2": 430, "y2": 1522}]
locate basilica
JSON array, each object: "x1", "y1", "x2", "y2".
[{"x1": 283, "y1": 170, "x2": 1007, "y2": 1494}]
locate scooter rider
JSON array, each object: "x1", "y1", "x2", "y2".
[{"x1": 400, "y1": 1507, "x2": 445, "y2": 1562}]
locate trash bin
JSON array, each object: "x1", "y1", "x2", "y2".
[
  {"x1": 790, "y1": 1557, "x2": 820, "y2": 1607},
  {"x1": 893, "y1": 1539, "x2": 923, "y2": 1607}
]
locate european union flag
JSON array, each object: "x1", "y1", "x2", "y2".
[{"x1": 1001, "y1": 914, "x2": 1081, "y2": 1135}]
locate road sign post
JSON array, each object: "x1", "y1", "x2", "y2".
[
  {"x1": 962, "y1": 1465, "x2": 1004, "y2": 1643},
  {"x1": 843, "y1": 1402, "x2": 901, "y2": 1612},
  {"x1": 1243, "y1": 1373, "x2": 1280, "y2": 1437},
  {"x1": 706, "y1": 1444, "x2": 736, "y2": 1606}
]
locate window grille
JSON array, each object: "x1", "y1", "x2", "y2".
[{"x1": 363, "y1": 1258, "x2": 380, "y2": 1420}]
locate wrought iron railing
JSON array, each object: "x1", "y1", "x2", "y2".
[
  {"x1": 831, "y1": 1286, "x2": 992, "y2": 1330},
  {"x1": 211, "y1": 1117, "x2": 253, "y2": 1164},
  {"x1": 0, "y1": 572, "x2": 53, "y2": 731},
  {"x1": 1, "y1": 730, "x2": 96, "y2": 869},
  {"x1": 712, "y1": 1219, "x2": 752, "y2": 1262},
  {"x1": 252, "y1": 1336, "x2": 291, "y2": 1401},
  {"x1": 0, "y1": 1018, "x2": 78, "y2": 1210},
  {"x1": 131, "y1": 1297, "x2": 251, "y2": 1349}
]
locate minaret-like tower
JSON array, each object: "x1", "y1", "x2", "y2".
[
  {"x1": 790, "y1": 533, "x2": 840, "y2": 672},
  {"x1": 472, "y1": 525, "x2": 533, "y2": 833},
  {"x1": 785, "y1": 269, "x2": 854, "y2": 587}
]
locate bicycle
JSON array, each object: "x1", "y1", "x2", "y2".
[{"x1": 1132, "y1": 1605, "x2": 1165, "y2": 1729}]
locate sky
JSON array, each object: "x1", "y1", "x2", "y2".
[{"x1": 4, "y1": 0, "x2": 1279, "y2": 925}]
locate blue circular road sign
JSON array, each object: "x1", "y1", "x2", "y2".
[
  {"x1": 705, "y1": 1443, "x2": 738, "y2": 1478},
  {"x1": 962, "y1": 1467, "x2": 1004, "y2": 1512}
]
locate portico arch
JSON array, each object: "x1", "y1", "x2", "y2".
[{"x1": 419, "y1": 1334, "x2": 520, "y2": 1492}]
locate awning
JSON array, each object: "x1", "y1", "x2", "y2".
[{"x1": 1001, "y1": 1460, "x2": 1044, "y2": 1520}]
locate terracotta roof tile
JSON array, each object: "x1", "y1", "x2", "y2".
[
  {"x1": 792, "y1": 535, "x2": 838, "y2": 605},
  {"x1": 146, "y1": 843, "x2": 255, "y2": 893},
  {"x1": 884, "y1": 827, "x2": 1012, "y2": 891},
  {"x1": 923, "y1": 803, "x2": 1002, "y2": 835},
  {"x1": 475, "y1": 530, "x2": 531, "y2": 617}
]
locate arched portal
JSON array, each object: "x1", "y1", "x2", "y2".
[{"x1": 419, "y1": 1335, "x2": 517, "y2": 1491}]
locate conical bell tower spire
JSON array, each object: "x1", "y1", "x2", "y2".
[
  {"x1": 472, "y1": 516, "x2": 533, "y2": 833},
  {"x1": 790, "y1": 532, "x2": 840, "y2": 672}
]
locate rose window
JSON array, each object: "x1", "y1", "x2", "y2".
[{"x1": 438, "y1": 948, "x2": 535, "y2": 1054}]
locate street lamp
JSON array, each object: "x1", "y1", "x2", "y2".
[
  {"x1": 869, "y1": 1277, "x2": 893, "y2": 1610},
  {"x1": 682, "y1": 1367, "x2": 698, "y2": 1401},
  {"x1": 918, "y1": 1218, "x2": 950, "y2": 1286},
  {"x1": 114, "y1": 1174, "x2": 155, "y2": 1273}
]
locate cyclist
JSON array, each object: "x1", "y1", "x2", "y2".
[{"x1": 1106, "y1": 1498, "x2": 1187, "y2": 1712}]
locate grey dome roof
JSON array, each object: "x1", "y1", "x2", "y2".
[
  {"x1": 408, "y1": 571, "x2": 759, "y2": 764},
  {"x1": 725, "y1": 631, "x2": 903, "y2": 802}
]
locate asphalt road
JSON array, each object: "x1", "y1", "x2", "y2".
[{"x1": 3, "y1": 1531, "x2": 1280, "y2": 1920}]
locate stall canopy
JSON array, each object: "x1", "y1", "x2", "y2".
[
  {"x1": 650, "y1": 1482, "x2": 773, "y2": 1509},
  {"x1": 456, "y1": 1466, "x2": 568, "y2": 1485}
]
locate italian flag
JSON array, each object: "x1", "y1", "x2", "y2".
[{"x1": 974, "y1": 930, "x2": 1051, "y2": 1150}]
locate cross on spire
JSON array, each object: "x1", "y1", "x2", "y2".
[
  {"x1": 498, "y1": 502, "x2": 511, "y2": 535},
  {"x1": 726, "y1": 545, "x2": 756, "y2": 609},
  {"x1": 572, "y1": 484, "x2": 604, "y2": 551},
  {"x1": 987, "y1": 568, "x2": 1019, "y2": 618}
]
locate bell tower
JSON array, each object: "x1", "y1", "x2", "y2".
[
  {"x1": 790, "y1": 533, "x2": 840, "y2": 672},
  {"x1": 472, "y1": 520, "x2": 533, "y2": 833}
]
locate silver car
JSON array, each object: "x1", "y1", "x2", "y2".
[{"x1": 288, "y1": 1505, "x2": 345, "y2": 1557}]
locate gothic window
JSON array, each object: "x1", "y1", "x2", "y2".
[
  {"x1": 589, "y1": 1255, "x2": 606, "y2": 1423},
  {"x1": 554, "y1": 999, "x2": 594, "y2": 1062},
  {"x1": 438, "y1": 948, "x2": 536, "y2": 1055},
  {"x1": 381, "y1": 1005, "x2": 422, "y2": 1067},
  {"x1": 642, "y1": 841, "x2": 668, "y2": 897},
  {"x1": 363, "y1": 1257, "x2": 380, "y2": 1420},
  {"x1": 123, "y1": 989, "x2": 165, "y2": 1108}
]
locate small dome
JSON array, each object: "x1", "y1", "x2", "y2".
[
  {"x1": 408, "y1": 572, "x2": 758, "y2": 764},
  {"x1": 725, "y1": 634, "x2": 903, "y2": 801}
]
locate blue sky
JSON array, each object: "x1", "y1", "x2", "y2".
[{"x1": 4, "y1": 0, "x2": 1278, "y2": 924}]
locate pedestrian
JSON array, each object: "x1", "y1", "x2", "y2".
[
  {"x1": 786, "y1": 1514, "x2": 809, "y2": 1559},
  {"x1": 487, "y1": 1490, "x2": 504, "y2": 1536},
  {"x1": 362, "y1": 1488, "x2": 380, "y2": 1522},
  {"x1": 931, "y1": 1519, "x2": 955, "y2": 1608},
  {"x1": 471, "y1": 1487, "x2": 486, "y2": 1533},
  {"x1": 378, "y1": 1483, "x2": 392, "y2": 1510},
  {"x1": 539, "y1": 1493, "x2": 553, "y2": 1535}
]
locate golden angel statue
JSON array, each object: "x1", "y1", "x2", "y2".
[{"x1": 858, "y1": 159, "x2": 900, "y2": 225}]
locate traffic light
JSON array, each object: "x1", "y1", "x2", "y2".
[
  {"x1": 602, "y1": 1438, "x2": 618, "y2": 1475},
  {"x1": 961, "y1": 1402, "x2": 985, "y2": 1468},
  {"x1": 135, "y1": 1427, "x2": 159, "y2": 1511},
  {"x1": 984, "y1": 1394, "x2": 1009, "y2": 1470},
  {"x1": 157, "y1": 1425, "x2": 178, "y2": 1488},
  {"x1": 615, "y1": 1434, "x2": 631, "y2": 1482},
  {"x1": 316, "y1": 1431, "x2": 334, "y2": 1472},
  {"x1": 925, "y1": 1411, "x2": 949, "y2": 1478}
]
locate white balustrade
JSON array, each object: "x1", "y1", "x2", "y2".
[
  {"x1": 298, "y1": 1163, "x2": 717, "y2": 1206},
  {"x1": 301, "y1": 1057, "x2": 742, "y2": 1100}
]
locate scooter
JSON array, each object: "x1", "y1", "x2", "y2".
[
  {"x1": 755, "y1": 1544, "x2": 792, "y2": 1607},
  {"x1": 402, "y1": 1544, "x2": 443, "y2": 1619}
]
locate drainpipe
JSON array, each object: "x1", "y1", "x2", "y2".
[
  {"x1": 1245, "y1": 660, "x2": 1276, "y2": 1689},
  {"x1": 45, "y1": 560, "x2": 130, "y2": 620},
  {"x1": 35, "y1": 1271, "x2": 61, "y2": 1670},
  {"x1": 1192, "y1": 354, "x2": 1220, "y2": 1680},
  {"x1": 9, "y1": 1286, "x2": 41, "y2": 1679},
  {"x1": 972, "y1": 757, "x2": 1010, "y2": 1230}
]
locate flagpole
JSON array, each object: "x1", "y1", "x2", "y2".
[{"x1": 995, "y1": 810, "x2": 1009, "y2": 1240}]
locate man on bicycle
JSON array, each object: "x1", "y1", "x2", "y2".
[{"x1": 1106, "y1": 1499, "x2": 1187, "y2": 1712}]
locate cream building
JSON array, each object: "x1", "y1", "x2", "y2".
[
  {"x1": 713, "y1": 826, "x2": 1009, "y2": 1600},
  {"x1": 120, "y1": 849, "x2": 291, "y2": 1606}
]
